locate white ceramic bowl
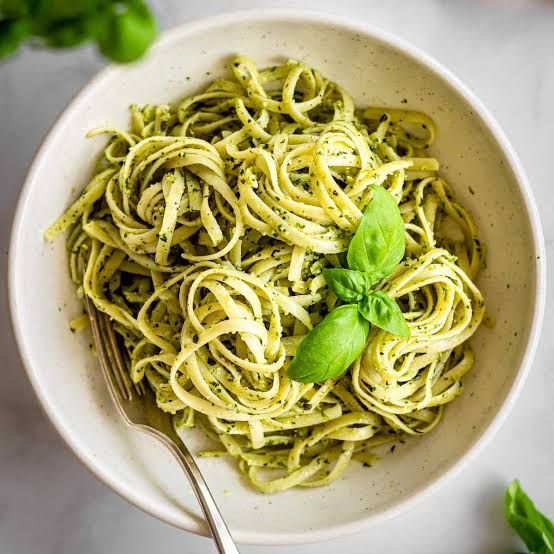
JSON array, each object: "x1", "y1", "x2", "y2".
[{"x1": 9, "y1": 9, "x2": 546, "y2": 545}]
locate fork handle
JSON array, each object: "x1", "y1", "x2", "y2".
[{"x1": 163, "y1": 437, "x2": 240, "y2": 553}]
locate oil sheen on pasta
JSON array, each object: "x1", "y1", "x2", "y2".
[{"x1": 47, "y1": 55, "x2": 485, "y2": 493}]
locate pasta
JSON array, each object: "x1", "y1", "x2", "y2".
[{"x1": 46, "y1": 55, "x2": 485, "y2": 493}]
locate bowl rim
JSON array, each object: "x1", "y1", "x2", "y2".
[{"x1": 8, "y1": 8, "x2": 546, "y2": 546}]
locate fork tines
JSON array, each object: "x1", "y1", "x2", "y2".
[{"x1": 85, "y1": 296, "x2": 144, "y2": 401}]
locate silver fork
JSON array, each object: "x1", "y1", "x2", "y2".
[{"x1": 85, "y1": 297, "x2": 239, "y2": 554}]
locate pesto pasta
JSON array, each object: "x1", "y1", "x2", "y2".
[{"x1": 46, "y1": 55, "x2": 485, "y2": 493}]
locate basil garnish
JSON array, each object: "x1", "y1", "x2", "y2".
[
  {"x1": 286, "y1": 305, "x2": 369, "y2": 384},
  {"x1": 288, "y1": 185, "x2": 410, "y2": 384},
  {"x1": 347, "y1": 184, "x2": 405, "y2": 281},
  {"x1": 323, "y1": 268, "x2": 375, "y2": 303},
  {"x1": 358, "y1": 291, "x2": 410, "y2": 338}
]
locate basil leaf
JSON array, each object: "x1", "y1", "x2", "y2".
[
  {"x1": 0, "y1": 1, "x2": 160, "y2": 64},
  {"x1": 44, "y1": 17, "x2": 92, "y2": 48},
  {"x1": 32, "y1": 0, "x2": 102, "y2": 22},
  {"x1": 358, "y1": 290, "x2": 410, "y2": 337},
  {"x1": 347, "y1": 185, "x2": 405, "y2": 280},
  {"x1": 0, "y1": 18, "x2": 28, "y2": 59},
  {"x1": 94, "y1": 0, "x2": 157, "y2": 63},
  {"x1": 1, "y1": 0, "x2": 29, "y2": 19},
  {"x1": 287, "y1": 305, "x2": 369, "y2": 384},
  {"x1": 505, "y1": 480, "x2": 554, "y2": 553},
  {"x1": 323, "y1": 268, "x2": 376, "y2": 303}
]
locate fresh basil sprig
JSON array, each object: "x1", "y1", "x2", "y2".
[
  {"x1": 287, "y1": 185, "x2": 410, "y2": 384},
  {"x1": 0, "y1": 0, "x2": 158, "y2": 63},
  {"x1": 505, "y1": 480, "x2": 554, "y2": 554}
]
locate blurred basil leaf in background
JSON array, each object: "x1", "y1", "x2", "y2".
[{"x1": 0, "y1": 0, "x2": 157, "y2": 62}]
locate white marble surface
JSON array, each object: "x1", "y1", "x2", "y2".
[{"x1": 1, "y1": 1, "x2": 553, "y2": 553}]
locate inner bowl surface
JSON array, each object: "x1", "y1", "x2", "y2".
[{"x1": 9, "y1": 10, "x2": 545, "y2": 545}]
